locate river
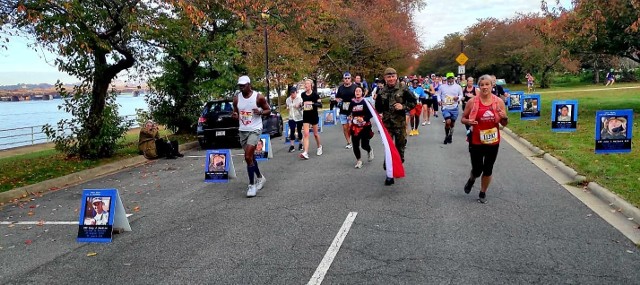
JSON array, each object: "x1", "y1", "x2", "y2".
[{"x1": 0, "y1": 94, "x2": 148, "y2": 150}]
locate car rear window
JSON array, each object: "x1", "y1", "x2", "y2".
[{"x1": 203, "y1": 101, "x2": 233, "y2": 115}]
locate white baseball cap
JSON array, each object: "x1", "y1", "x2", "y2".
[{"x1": 237, "y1": 75, "x2": 251, "y2": 85}]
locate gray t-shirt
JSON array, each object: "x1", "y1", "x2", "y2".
[
  {"x1": 437, "y1": 83, "x2": 463, "y2": 110},
  {"x1": 286, "y1": 96, "x2": 303, "y2": 121}
]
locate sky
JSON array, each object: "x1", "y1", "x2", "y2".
[{"x1": 0, "y1": 0, "x2": 571, "y2": 86}]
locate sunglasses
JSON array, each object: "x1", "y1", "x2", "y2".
[
  {"x1": 343, "y1": 77, "x2": 351, "y2": 80},
  {"x1": 237, "y1": 84, "x2": 247, "y2": 89}
]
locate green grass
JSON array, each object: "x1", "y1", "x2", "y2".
[
  {"x1": 504, "y1": 83, "x2": 640, "y2": 207},
  {"x1": 0, "y1": 129, "x2": 195, "y2": 193}
]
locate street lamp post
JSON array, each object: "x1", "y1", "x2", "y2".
[
  {"x1": 262, "y1": 9, "x2": 270, "y2": 105},
  {"x1": 459, "y1": 35, "x2": 465, "y2": 78}
]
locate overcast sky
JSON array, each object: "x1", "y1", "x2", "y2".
[{"x1": 0, "y1": 1, "x2": 571, "y2": 85}]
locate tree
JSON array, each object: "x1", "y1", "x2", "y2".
[
  {"x1": 1, "y1": 0, "x2": 154, "y2": 158},
  {"x1": 143, "y1": 2, "x2": 243, "y2": 134},
  {"x1": 543, "y1": 0, "x2": 640, "y2": 64}
]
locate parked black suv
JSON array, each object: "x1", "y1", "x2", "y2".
[{"x1": 197, "y1": 99, "x2": 283, "y2": 149}]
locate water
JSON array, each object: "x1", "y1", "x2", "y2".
[{"x1": 0, "y1": 94, "x2": 148, "y2": 149}]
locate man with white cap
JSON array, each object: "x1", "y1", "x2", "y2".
[
  {"x1": 90, "y1": 197, "x2": 109, "y2": 225},
  {"x1": 232, "y1": 75, "x2": 271, "y2": 197}
]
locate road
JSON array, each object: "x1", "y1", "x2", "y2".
[{"x1": 1, "y1": 119, "x2": 639, "y2": 284}]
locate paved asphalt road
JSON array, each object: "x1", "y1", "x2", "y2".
[{"x1": 1, "y1": 118, "x2": 639, "y2": 284}]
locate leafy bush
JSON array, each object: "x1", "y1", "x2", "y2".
[{"x1": 43, "y1": 82, "x2": 132, "y2": 158}]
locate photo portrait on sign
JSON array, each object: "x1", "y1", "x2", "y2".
[
  {"x1": 208, "y1": 153, "x2": 226, "y2": 172},
  {"x1": 508, "y1": 93, "x2": 522, "y2": 111},
  {"x1": 551, "y1": 100, "x2": 578, "y2": 131},
  {"x1": 255, "y1": 138, "x2": 266, "y2": 158},
  {"x1": 595, "y1": 109, "x2": 633, "y2": 154},
  {"x1": 600, "y1": 116, "x2": 628, "y2": 140},
  {"x1": 323, "y1": 110, "x2": 335, "y2": 126},
  {"x1": 520, "y1": 94, "x2": 541, "y2": 119},
  {"x1": 83, "y1": 196, "x2": 111, "y2": 226}
]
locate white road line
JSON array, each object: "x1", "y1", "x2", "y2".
[
  {"x1": 308, "y1": 212, "x2": 357, "y2": 285},
  {"x1": 1, "y1": 214, "x2": 134, "y2": 225}
]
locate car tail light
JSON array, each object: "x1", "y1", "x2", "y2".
[{"x1": 198, "y1": 117, "x2": 207, "y2": 123}]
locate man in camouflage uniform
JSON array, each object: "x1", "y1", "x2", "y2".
[{"x1": 375, "y1": 67, "x2": 417, "y2": 185}]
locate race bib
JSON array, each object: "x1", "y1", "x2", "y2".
[
  {"x1": 352, "y1": 105, "x2": 363, "y2": 112},
  {"x1": 480, "y1": 128, "x2": 498, "y2": 144},
  {"x1": 342, "y1": 102, "x2": 350, "y2": 111},
  {"x1": 239, "y1": 111, "x2": 253, "y2": 126},
  {"x1": 444, "y1": 95, "x2": 455, "y2": 106},
  {"x1": 303, "y1": 103, "x2": 313, "y2": 111}
]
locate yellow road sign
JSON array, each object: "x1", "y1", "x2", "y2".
[{"x1": 456, "y1": 53, "x2": 468, "y2": 65}]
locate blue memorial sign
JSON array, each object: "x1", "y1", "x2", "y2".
[
  {"x1": 323, "y1": 110, "x2": 336, "y2": 126},
  {"x1": 520, "y1": 94, "x2": 541, "y2": 120},
  {"x1": 595, "y1": 109, "x2": 633, "y2": 154},
  {"x1": 508, "y1": 91, "x2": 523, "y2": 112},
  {"x1": 255, "y1": 134, "x2": 272, "y2": 161},
  {"x1": 78, "y1": 189, "x2": 117, "y2": 243},
  {"x1": 551, "y1": 100, "x2": 578, "y2": 132},
  {"x1": 205, "y1": 149, "x2": 235, "y2": 182}
]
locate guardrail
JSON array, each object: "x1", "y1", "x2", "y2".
[{"x1": 0, "y1": 114, "x2": 140, "y2": 150}]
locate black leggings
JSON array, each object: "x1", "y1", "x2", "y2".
[
  {"x1": 469, "y1": 144, "x2": 499, "y2": 177},
  {"x1": 351, "y1": 128, "x2": 372, "y2": 160},
  {"x1": 288, "y1": 120, "x2": 303, "y2": 141},
  {"x1": 411, "y1": 114, "x2": 420, "y2": 130}
]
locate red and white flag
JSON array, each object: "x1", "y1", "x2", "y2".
[{"x1": 364, "y1": 99, "x2": 405, "y2": 179}]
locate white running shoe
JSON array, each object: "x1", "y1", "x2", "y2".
[
  {"x1": 317, "y1": 145, "x2": 323, "y2": 156},
  {"x1": 368, "y1": 150, "x2": 374, "y2": 161},
  {"x1": 299, "y1": 152, "x2": 309, "y2": 160},
  {"x1": 246, "y1": 184, "x2": 257, "y2": 198},
  {"x1": 256, "y1": 175, "x2": 266, "y2": 190},
  {"x1": 345, "y1": 144, "x2": 352, "y2": 149},
  {"x1": 427, "y1": 121, "x2": 431, "y2": 125},
  {"x1": 421, "y1": 122, "x2": 426, "y2": 126},
  {"x1": 355, "y1": 161, "x2": 363, "y2": 168}
]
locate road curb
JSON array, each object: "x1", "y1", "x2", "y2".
[
  {"x1": 0, "y1": 141, "x2": 199, "y2": 204},
  {"x1": 502, "y1": 127, "x2": 637, "y2": 222},
  {"x1": 587, "y1": 182, "x2": 640, "y2": 224}
]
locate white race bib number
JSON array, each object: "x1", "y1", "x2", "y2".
[
  {"x1": 303, "y1": 103, "x2": 313, "y2": 111},
  {"x1": 342, "y1": 102, "x2": 350, "y2": 111},
  {"x1": 480, "y1": 128, "x2": 498, "y2": 144},
  {"x1": 444, "y1": 95, "x2": 455, "y2": 106}
]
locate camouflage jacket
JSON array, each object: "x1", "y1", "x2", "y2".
[{"x1": 375, "y1": 84, "x2": 417, "y2": 128}]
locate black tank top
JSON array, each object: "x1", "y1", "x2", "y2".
[{"x1": 463, "y1": 86, "x2": 476, "y2": 103}]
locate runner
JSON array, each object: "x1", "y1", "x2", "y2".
[
  {"x1": 460, "y1": 74, "x2": 509, "y2": 203},
  {"x1": 408, "y1": 78, "x2": 425, "y2": 136},
  {"x1": 348, "y1": 86, "x2": 374, "y2": 168},
  {"x1": 285, "y1": 87, "x2": 303, "y2": 152},
  {"x1": 336, "y1": 72, "x2": 356, "y2": 149},
  {"x1": 461, "y1": 77, "x2": 479, "y2": 134},
  {"x1": 525, "y1": 72, "x2": 535, "y2": 93},
  {"x1": 432, "y1": 75, "x2": 441, "y2": 120},
  {"x1": 437, "y1": 72, "x2": 463, "y2": 144},
  {"x1": 375, "y1": 67, "x2": 417, "y2": 185},
  {"x1": 421, "y1": 78, "x2": 435, "y2": 125},
  {"x1": 231, "y1": 75, "x2": 269, "y2": 198},
  {"x1": 299, "y1": 79, "x2": 323, "y2": 160}
]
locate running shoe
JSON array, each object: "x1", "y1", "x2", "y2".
[
  {"x1": 317, "y1": 145, "x2": 323, "y2": 156},
  {"x1": 384, "y1": 177, "x2": 395, "y2": 186},
  {"x1": 415, "y1": 129, "x2": 420, "y2": 135},
  {"x1": 464, "y1": 178, "x2": 475, "y2": 194},
  {"x1": 421, "y1": 122, "x2": 427, "y2": 126},
  {"x1": 408, "y1": 130, "x2": 414, "y2": 136},
  {"x1": 368, "y1": 150, "x2": 374, "y2": 161},
  {"x1": 427, "y1": 121, "x2": 431, "y2": 125},
  {"x1": 299, "y1": 152, "x2": 309, "y2": 160},
  {"x1": 256, "y1": 175, "x2": 266, "y2": 190},
  {"x1": 345, "y1": 144, "x2": 352, "y2": 149},
  {"x1": 478, "y1": 192, "x2": 487, "y2": 204},
  {"x1": 288, "y1": 145, "x2": 295, "y2": 152},
  {"x1": 434, "y1": 114, "x2": 438, "y2": 118},
  {"x1": 246, "y1": 184, "x2": 257, "y2": 198},
  {"x1": 299, "y1": 144, "x2": 304, "y2": 151},
  {"x1": 355, "y1": 161, "x2": 363, "y2": 168}
]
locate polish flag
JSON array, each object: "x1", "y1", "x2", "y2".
[{"x1": 364, "y1": 99, "x2": 405, "y2": 179}]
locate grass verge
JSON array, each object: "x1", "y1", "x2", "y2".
[
  {"x1": 0, "y1": 129, "x2": 195, "y2": 193},
  {"x1": 504, "y1": 83, "x2": 640, "y2": 207}
]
